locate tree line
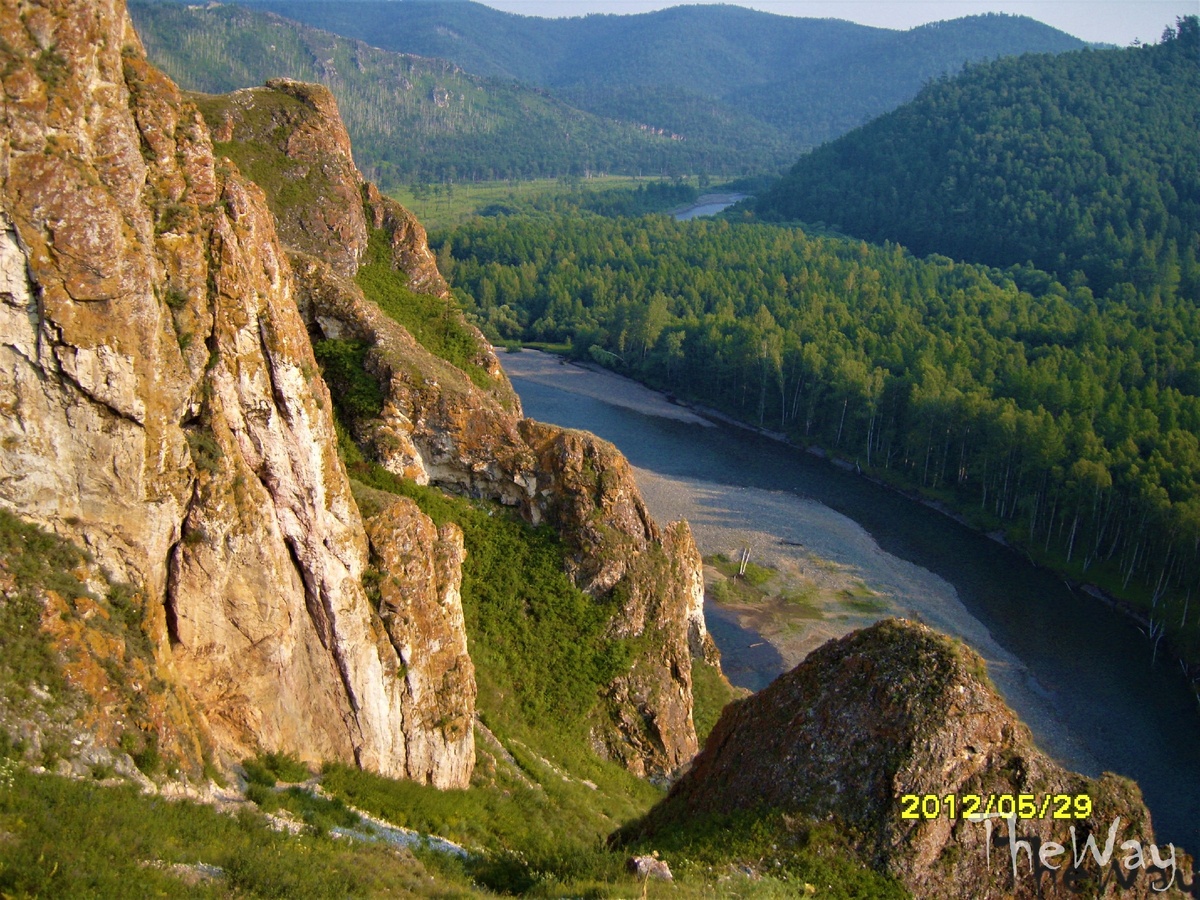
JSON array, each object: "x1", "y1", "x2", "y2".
[
  {"x1": 755, "y1": 18, "x2": 1200, "y2": 303},
  {"x1": 437, "y1": 212, "x2": 1200, "y2": 670}
]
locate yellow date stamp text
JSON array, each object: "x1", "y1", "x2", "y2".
[{"x1": 898, "y1": 792, "x2": 1093, "y2": 820}]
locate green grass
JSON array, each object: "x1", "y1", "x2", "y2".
[
  {"x1": 779, "y1": 586, "x2": 825, "y2": 620},
  {"x1": 517, "y1": 342, "x2": 571, "y2": 354},
  {"x1": 0, "y1": 508, "x2": 92, "y2": 701},
  {"x1": 706, "y1": 554, "x2": 778, "y2": 606},
  {"x1": 0, "y1": 508, "x2": 91, "y2": 603},
  {"x1": 838, "y1": 582, "x2": 887, "y2": 615},
  {"x1": 356, "y1": 228, "x2": 492, "y2": 388},
  {"x1": 214, "y1": 139, "x2": 320, "y2": 213},
  {"x1": 349, "y1": 464, "x2": 634, "y2": 729},
  {"x1": 0, "y1": 768, "x2": 468, "y2": 898},
  {"x1": 690, "y1": 660, "x2": 738, "y2": 745},
  {"x1": 243, "y1": 752, "x2": 313, "y2": 787},
  {"x1": 312, "y1": 339, "x2": 384, "y2": 420},
  {"x1": 618, "y1": 808, "x2": 909, "y2": 899},
  {"x1": 707, "y1": 553, "x2": 775, "y2": 588},
  {"x1": 245, "y1": 782, "x2": 361, "y2": 836},
  {"x1": 391, "y1": 176, "x2": 683, "y2": 231}
]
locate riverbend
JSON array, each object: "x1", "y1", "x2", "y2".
[{"x1": 502, "y1": 348, "x2": 1200, "y2": 853}]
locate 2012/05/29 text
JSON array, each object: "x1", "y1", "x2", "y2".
[{"x1": 899, "y1": 793, "x2": 1093, "y2": 820}]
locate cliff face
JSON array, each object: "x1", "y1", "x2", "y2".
[
  {"x1": 0, "y1": 0, "x2": 472, "y2": 787},
  {"x1": 635, "y1": 619, "x2": 1189, "y2": 897},
  {"x1": 0, "y1": 0, "x2": 705, "y2": 788},
  {"x1": 364, "y1": 498, "x2": 475, "y2": 788},
  {"x1": 200, "y1": 79, "x2": 705, "y2": 778},
  {"x1": 197, "y1": 78, "x2": 369, "y2": 281}
]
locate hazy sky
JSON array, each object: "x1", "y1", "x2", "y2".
[{"x1": 474, "y1": 1, "x2": 1197, "y2": 46}]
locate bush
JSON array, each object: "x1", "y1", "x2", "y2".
[
  {"x1": 243, "y1": 752, "x2": 310, "y2": 787},
  {"x1": 312, "y1": 339, "x2": 384, "y2": 422}
]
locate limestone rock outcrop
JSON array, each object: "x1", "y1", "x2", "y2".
[
  {"x1": 365, "y1": 499, "x2": 476, "y2": 788},
  {"x1": 288, "y1": 242, "x2": 701, "y2": 777},
  {"x1": 0, "y1": 0, "x2": 472, "y2": 786},
  {"x1": 199, "y1": 78, "x2": 706, "y2": 778},
  {"x1": 198, "y1": 78, "x2": 369, "y2": 280},
  {"x1": 0, "y1": 0, "x2": 706, "y2": 785},
  {"x1": 633, "y1": 619, "x2": 1190, "y2": 897}
]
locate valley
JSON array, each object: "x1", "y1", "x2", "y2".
[{"x1": 1, "y1": 0, "x2": 1197, "y2": 896}]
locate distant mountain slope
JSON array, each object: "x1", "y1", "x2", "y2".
[
  {"x1": 724, "y1": 13, "x2": 1102, "y2": 147},
  {"x1": 129, "y1": 1, "x2": 773, "y2": 184},
  {"x1": 756, "y1": 17, "x2": 1200, "y2": 297},
  {"x1": 242, "y1": 1, "x2": 1087, "y2": 153}
]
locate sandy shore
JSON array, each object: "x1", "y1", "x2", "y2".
[
  {"x1": 502, "y1": 350, "x2": 1101, "y2": 774},
  {"x1": 500, "y1": 348, "x2": 713, "y2": 426}
]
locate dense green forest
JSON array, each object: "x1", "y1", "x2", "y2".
[
  {"x1": 129, "y1": 1, "x2": 745, "y2": 184},
  {"x1": 756, "y1": 18, "x2": 1200, "y2": 300},
  {"x1": 243, "y1": 1, "x2": 1085, "y2": 158},
  {"x1": 437, "y1": 211, "x2": 1200, "y2": 674}
]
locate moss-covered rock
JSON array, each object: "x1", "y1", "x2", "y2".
[{"x1": 631, "y1": 619, "x2": 1191, "y2": 897}]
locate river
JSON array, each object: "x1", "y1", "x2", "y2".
[
  {"x1": 501, "y1": 349, "x2": 1200, "y2": 853},
  {"x1": 672, "y1": 192, "x2": 747, "y2": 220}
]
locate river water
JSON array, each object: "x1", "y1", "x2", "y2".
[
  {"x1": 672, "y1": 192, "x2": 747, "y2": 220},
  {"x1": 502, "y1": 350, "x2": 1200, "y2": 853}
]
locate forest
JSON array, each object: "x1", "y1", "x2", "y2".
[
  {"x1": 431, "y1": 19, "x2": 1200, "y2": 673},
  {"x1": 755, "y1": 17, "x2": 1200, "y2": 300},
  {"x1": 437, "y1": 206, "x2": 1200, "y2": 668}
]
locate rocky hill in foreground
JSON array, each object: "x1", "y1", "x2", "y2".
[{"x1": 624, "y1": 618, "x2": 1192, "y2": 897}]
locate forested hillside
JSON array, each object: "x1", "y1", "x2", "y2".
[
  {"x1": 244, "y1": 0, "x2": 1085, "y2": 156},
  {"x1": 129, "y1": 1, "x2": 734, "y2": 184},
  {"x1": 439, "y1": 212, "x2": 1200, "y2": 674},
  {"x1": 756, "y1": 17, "x2": 1200, "y2": 300}
]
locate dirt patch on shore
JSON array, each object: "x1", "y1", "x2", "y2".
[{"x1": 703, "y1": 551, "x2": 891, "y2": 672}]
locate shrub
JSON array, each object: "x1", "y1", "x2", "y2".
[
  {"x1": 312, "y1": 339, "x2": 384, "y2": 422},
  {"x1": 243, "y1": 751, "x2": 310, "y2": 787}
]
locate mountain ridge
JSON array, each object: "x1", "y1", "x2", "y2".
[
  {"x1": 134, "y1": 0, "x2": 1087, "y2": 177},
  {"x1": 754, "y1": 16, "x2": 1200, "y2": 295},
  {"x1": 245, "y1": 1, "x2": 1087, "y2": 151},
  {"x1": 129, "y1": 0, "x2": 734, "y2": 183}
]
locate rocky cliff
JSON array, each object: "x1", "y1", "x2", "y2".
[
  {"x1": 197, "y1": 78, "x2": 708, "y2": 778},
  {"x1": 0, "y1": 0, "x2": 707, "y2": 788},
  {"x1": 630, "y1": 619, "x2": 1191, "y2": 898},
  {"x1": 0, "y1": 0, "x2": 472, "y2": 787}
]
